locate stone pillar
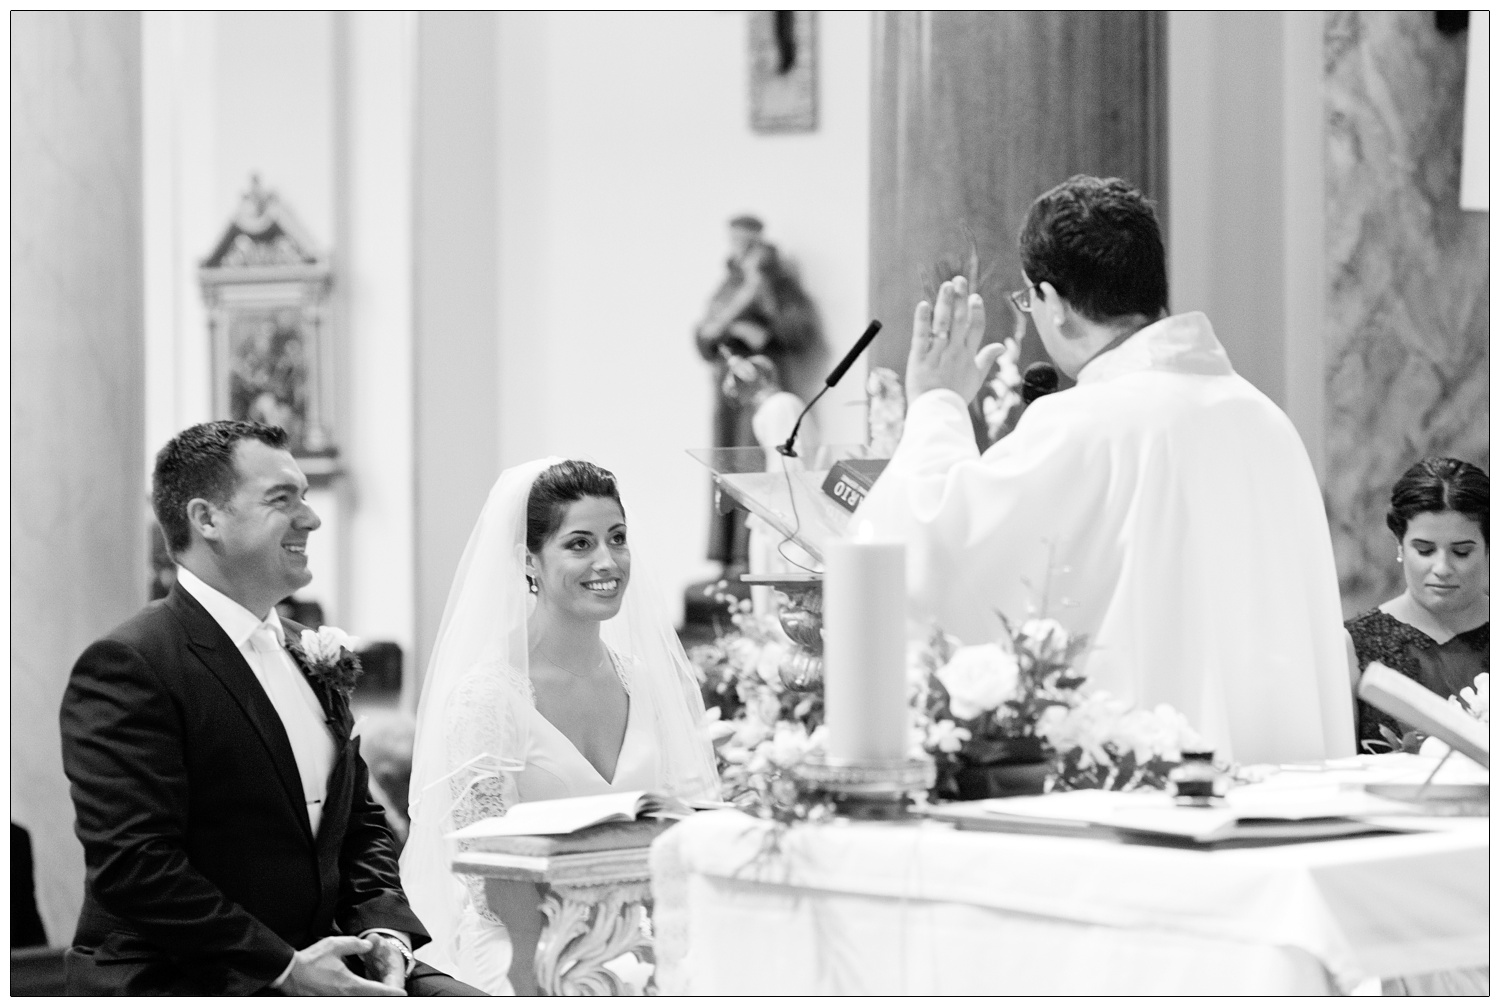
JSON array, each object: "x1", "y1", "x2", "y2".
[
  {"x1": 868, "y1": 12, "x2": 1166, "y2": 377},
  {"x1": 1324, "y1": 12, "x2": 1489, "y2": 616},
  {"x1": 11, "y1": 11, "x2": 146, "y2": 943},
  {"x1": 412, "y1": 12, "x2": 501, "y2": 684}
]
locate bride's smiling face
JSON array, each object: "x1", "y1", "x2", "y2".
[{"x1": 528, "y1": 496, "x2": 631, "y2": 621}]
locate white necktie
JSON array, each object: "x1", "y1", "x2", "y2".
[{"x1": 248, "y1": 623, "x2": 335, "y2": 835}]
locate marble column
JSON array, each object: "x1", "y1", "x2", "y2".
[
  {"x1": 868, "y1": 12, "x2": 1166, "y2": 377},
  {"x1": 1324, "y1": 12, "x2": 1489, "y2": 617},
  {"x1": 11, "y1": 11, "x2": 146, "y2": 943}
]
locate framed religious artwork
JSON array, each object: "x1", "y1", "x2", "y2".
[
  {"x1": 749, "y1": 11, "x2": 817, "y2": 133},
  {"x1": 199, "y1": 176, "x2": 338, "y2": 478}
]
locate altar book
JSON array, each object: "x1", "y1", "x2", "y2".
[
  {"x1": 447, "y1": 790, "x2": 698, "y2": 845},
  {"x1": 926, "y1": 787, "x2": 1423, "y2": 847}
]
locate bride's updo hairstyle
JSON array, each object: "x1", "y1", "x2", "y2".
[
  {"x1": 526, "y1": 459, "x2": 626, "y2": 554},
  {"x1": 1385, "y1": 457, "x2": 1488, "y2": 545}
]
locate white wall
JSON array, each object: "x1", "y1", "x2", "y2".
[
  {"x1": 495, "y1": 11, "x2": 873, "y2": 619},
  {"x1": 142, "y1": 12, "x2": 417, "y2": 663}
]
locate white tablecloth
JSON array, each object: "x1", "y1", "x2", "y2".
[{"x1": 650, "y1": 806, "x2": 1487, "y2": 995}]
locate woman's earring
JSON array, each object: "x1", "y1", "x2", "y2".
[
  {"x1": 1396, "y1": 554, "x2": 1403, "y2": 564},
  {"x1": 526, "y1": 574, "x2": 539, "y2": 595}
]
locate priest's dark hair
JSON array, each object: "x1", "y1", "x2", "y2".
[
  {"x1": 526, "y1": 459, "x2": 625, "y2": 554},
  {"x1": 1019, "y1": 175, "x2": 1168, "y2": 324},
  {"x1": 152, "y1": 420, "x2": 290, "y2": 556},
  {"x1": 1386, "y1": 457, "x2": 1489, "y2": 545}
]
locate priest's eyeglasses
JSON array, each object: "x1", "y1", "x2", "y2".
[{"x1": 1008, "y1": 283, "x2": 1041, "y2": 312}]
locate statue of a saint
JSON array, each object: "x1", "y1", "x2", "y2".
[{"x1": 694, "y1": 215, "x2": 820, "y2": 573}]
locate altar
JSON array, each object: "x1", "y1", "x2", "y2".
[{"x1": 649, "y1": 809, "x2": 1488, "y2": 996}]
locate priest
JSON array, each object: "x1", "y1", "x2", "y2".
[{"x1": 855, "y1": 175, "x2": 1353, "y2": 764}]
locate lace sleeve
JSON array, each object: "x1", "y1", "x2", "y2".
[{"x1": 445, "y1": 662, "x2": 531, "y2": 922}]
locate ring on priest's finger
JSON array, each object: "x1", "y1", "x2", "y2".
[{"x1": 932, "y1": 328, "x2": 950, "y2": 340}]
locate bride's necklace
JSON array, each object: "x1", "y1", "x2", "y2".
[{"x1": 533, "y1": 643, "x2": 609, "y2": 680}]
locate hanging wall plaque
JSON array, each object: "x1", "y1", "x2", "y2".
[
  {"x1": 199, "y1": 176, "x2": 338, "y2": 477},
  {"x1": 750, "y1": 11, "x2": 817, "y2": 133}
]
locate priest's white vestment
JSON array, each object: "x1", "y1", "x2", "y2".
[{"x1": 855, "y1": 312, "x2": 1354, "y2": 764}]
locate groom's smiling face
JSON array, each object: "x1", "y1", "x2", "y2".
[{"x1": 210, "y1": 439, "x2": 321, "y2": 615}]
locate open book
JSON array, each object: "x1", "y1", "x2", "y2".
[
  {"x1": 447, "y1": 790, "x2": 707, "y2": 841},
  {"x1": 924, "y1": 786, "x2": 1425, "y2": 847}
]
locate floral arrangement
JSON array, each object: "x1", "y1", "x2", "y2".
[
  {"x1": 910, "y1": 616, "x2": 1088, "y2": 799},
  {"x1": 979, "y1": 332, "x2": 1024, "y2": 443},
  {"x1": 694, "y1": 579, "x2": 1211, "y2": 809},
  {"x1": 1037, "y1": 692, "x2": 1206, "y2": 791},
  {"x1": 692, "y1": 586, "x2": 830, "y2": 824},
  {"x1": 291, "y1": 625, "x2": 364, "y2": 696}
]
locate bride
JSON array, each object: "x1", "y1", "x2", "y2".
[{"x1": 400, "y1": 458, "x2": 721, "y2": 994}]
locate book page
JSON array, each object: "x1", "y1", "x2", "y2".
[{"x1": 448, "y1": 790, "x2": 652, "y2": 839}]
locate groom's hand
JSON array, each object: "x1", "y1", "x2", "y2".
[
  {"x1": 361, "y1": 932, "x2": 411, "y2": 991},
  {"x1": 906, "y1": 275, "x2": 1004, "y2": 406},
  {"x1": 280, "y1": 936, "x2": 407, "y2": 996}
]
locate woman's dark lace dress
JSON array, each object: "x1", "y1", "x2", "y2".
[{"x1": 1346, "y1": 608, "x2": 1489, "y2": 751}]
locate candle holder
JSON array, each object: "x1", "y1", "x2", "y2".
[
  {"x1": 741, "y1": 572, "x2": 824, "y2": 691},
  {"x1": 793, "y1": 752, "x2": 936, "y2": 820}
]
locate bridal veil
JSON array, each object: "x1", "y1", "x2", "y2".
[{"x1": 400, "y1": 458, "x2": 721, "y2": 975}]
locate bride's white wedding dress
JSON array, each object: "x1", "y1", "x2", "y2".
[
  {"x1": 445, "y1": 649, "x2": 665, "y2": 995},
  {"x1": 401, "y1": 458, "x2": 721, "y2": 996}
]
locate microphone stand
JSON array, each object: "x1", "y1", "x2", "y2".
[{"x1": 778, "y1": 320, "x2": 882, "y2": 457}]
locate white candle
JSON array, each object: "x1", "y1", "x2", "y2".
[{"x1": 824, "y1": 533, "x2": 907, "y2": 763}]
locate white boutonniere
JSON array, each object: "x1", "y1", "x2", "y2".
[{"x1": 292, "y1": 626, "x2": 364, "y2": 696}]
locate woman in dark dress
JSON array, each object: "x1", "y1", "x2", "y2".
[{"x1": 1345, "y1": 457, "x2": 1489, "y2": 752}]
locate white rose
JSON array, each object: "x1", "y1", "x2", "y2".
[
  {"x1": 925, "y1": 719, "x2": 973, "y2": 754},
  {"x1": 935, "y1": 643, "x2": 1019, "y2": 720},
  {"x1": 299, "y1": 626, "x2": 360, "y2": 664},
  {"x1": 1018, "y1": 618, "x2": 1069, "y2": 661}
]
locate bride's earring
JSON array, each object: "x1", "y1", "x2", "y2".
[
  {"x1": 1396, "y1": 553, "x2": 1403, "y2": 564},
  {"x1": 526, "y1": 574, "x2": 539, "y2": 594}
]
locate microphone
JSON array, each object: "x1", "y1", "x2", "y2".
[
  {"x1": 1021, "y1": 361, "x2": 1059, "y2": 404},
  {"x1": 778, "y1": 320, "x2": 882, "y2": 458}
]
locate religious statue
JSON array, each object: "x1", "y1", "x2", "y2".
[
  {"x1": 720, "y1": 352, "x2": 818, "y2": 613},
  {"x1": 694, "y1": 215, "x2": 820, "y2": 575}
]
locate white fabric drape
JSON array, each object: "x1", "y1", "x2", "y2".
[{"x1": 651, "y1": 809, "x2": 1488, "y2": 995}]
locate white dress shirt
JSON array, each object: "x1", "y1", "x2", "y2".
[{"x1": 176, "y1": 567, "x2": 335, "y2": 835}]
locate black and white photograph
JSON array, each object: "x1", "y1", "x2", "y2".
[{"x1": 11, "y1": 10, "x2": 1490, "y2": 997}]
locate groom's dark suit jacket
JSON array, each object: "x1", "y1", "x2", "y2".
[{"x1": 59, "y1": 583, "x2": 428, "y2": 995}]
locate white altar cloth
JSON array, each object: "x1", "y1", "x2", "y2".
[{"x1": 650, "y1": 808, "x2": 1487, "y2": 995}]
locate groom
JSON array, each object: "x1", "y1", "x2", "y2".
[{"x1": 59, "y1": 421, "x2": 481, "y2": 995}]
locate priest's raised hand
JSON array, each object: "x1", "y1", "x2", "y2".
[{"x1": 905, "y1": 274, "x2": 1006, "y2": 405}]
